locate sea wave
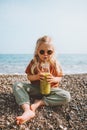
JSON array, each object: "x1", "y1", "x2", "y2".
[{"x1": 0, "y1": 54, "x2": 87, "y2": 74}]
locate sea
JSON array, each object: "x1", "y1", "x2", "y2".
[{"x1": 0, "y1": 54, "x2": 87, "y2": 75}]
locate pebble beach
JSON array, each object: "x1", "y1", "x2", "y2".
[{"x1": 0, "y1": 74, "x2": 87, "y2": 130}]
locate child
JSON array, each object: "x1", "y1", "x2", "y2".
[{"x1": 13, "y1": 35, "x2": 71, "y2": 125}]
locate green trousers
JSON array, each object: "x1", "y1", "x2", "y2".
[{"x1": 12, "y1": 82, "x2": 71, "y2": 106}]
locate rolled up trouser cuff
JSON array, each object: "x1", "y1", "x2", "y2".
[{"x1": 19, "y1": 102, "x2": 30, "y2": 106}]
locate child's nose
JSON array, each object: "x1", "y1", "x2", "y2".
[{"x1": 44, "y1": 52, "x2": 48, "y2": 55}]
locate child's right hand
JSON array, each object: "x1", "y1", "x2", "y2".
[
  {"x1": 39, "y1": 73, "x2": 45, "y2": 81},
  {"x1": 37, "y1": 66, "x2": 45, "y2": 81}
]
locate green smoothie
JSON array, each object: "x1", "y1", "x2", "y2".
[{"x1": 40, "y1": 73, "x2": 51, "y2": 95}]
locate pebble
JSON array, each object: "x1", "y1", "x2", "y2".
[{"x1": 0, "y1": 74, "x2": 87, "y2": 130}]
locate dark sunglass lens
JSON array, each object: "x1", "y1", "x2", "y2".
[
  {"x1": 39, "y1": 50, "x2": 45, "y2": 55},
  {"x1": 47, "y1": 50, "x2": 53, "y2": 55}
]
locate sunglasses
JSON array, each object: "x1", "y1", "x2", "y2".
[{"x1": 39, "y1": 50, "x2": 53, "y2": 55}]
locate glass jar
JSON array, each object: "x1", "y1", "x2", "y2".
[{"x1": 40, "y1": 62, "x2": 51, "y2": 95}]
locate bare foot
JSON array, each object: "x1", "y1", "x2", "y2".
[
  {"x1": 16, "y1": 110, "x2": 35, "y2": 125},
  {"x1": 31, "y1": 100, "x2": 44, "y2": 112}
]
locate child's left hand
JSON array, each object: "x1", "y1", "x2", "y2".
[{"x1": 46, "y1": 74, "x2": 59, "y2": 83}]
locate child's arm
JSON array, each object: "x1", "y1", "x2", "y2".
[
  {"x1": 27, "y1": 72, "x2": 46, "y2": 82},
  {"x1": 46, "y1": 74, "x2": 62, "y2": 84},
  {"x1": 27, "y1": 73, "x2": 40, "y2": 81},
  {"x1": 52, "y1": 76, "x2": 62, "y2": 83}
]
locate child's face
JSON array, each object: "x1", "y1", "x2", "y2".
[{"x1": 37, "y1": 43, "x2": 54, "y2": 62}]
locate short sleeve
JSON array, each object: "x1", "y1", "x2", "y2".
[
  {"x1": 25, "y1": 60, "x2": 34, "y2": 74},
  {"x1": 50, "y1": 61, "x2": 63, "y2": 77},
  {"x1": 57, "y1": 64, "x2": 63, "y2": 77}
]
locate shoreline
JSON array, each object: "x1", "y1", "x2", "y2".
[
  {"x1": 0, "y1": 73, "x2": 87, "y2": 76},
  {"x1": 0, "y1": 73, "x2": 87, "y2": 85}
]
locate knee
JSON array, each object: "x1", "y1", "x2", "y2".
[
  {"x1": 65, "y1": 91, "x2": 71, "y2": 103},
  {"x1": 12, "y1": 82, "x2": 23, "y2": 92}
]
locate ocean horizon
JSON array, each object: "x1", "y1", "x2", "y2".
[{"x1": 0, "y1": 53, "x2": 87, "y2": 74}]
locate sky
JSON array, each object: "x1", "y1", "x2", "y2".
[{"x1": 0, "y1": 0, "x2": 87, "y2": 54}]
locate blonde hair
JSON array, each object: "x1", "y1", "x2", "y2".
[
  {"x1": 34, "y1": 35, "x2": 55, "y2": 63},
  {"x1": 31, "y1": 35, "x2": 60, "y2": 74}
]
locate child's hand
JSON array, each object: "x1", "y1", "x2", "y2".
[
  {"x1": 39, "y1": 73, "x2": 53, "y2": 82},
  {"x1": 39, "y1": 73, "x2": 45, "y2": 81},
  {"x1": 46, "y1": 74, "x2": 59, "y2": 83},
  {"x1": 36, "y1": 72, "x2": 45, "y2": 81}
]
